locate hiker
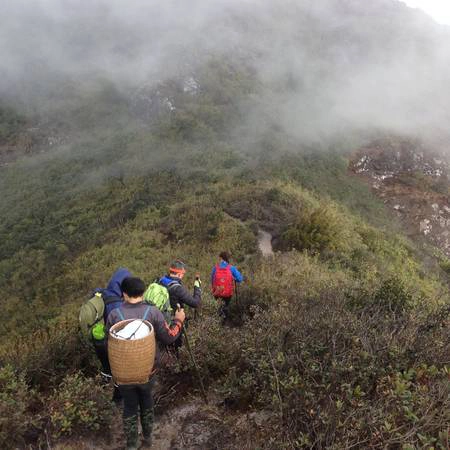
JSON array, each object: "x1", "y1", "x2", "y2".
[
  {"x1": 159, "y1": 260, "x2": 202, "y2": 310},
  {"x1": 79, "y1": 268, "x2": 131, "y2": 382},
  {"x1": 158, "y1": 260, "x2": 201, "y2": 355},
  {"x1": 211, "y1": 251, "x2": 243, "y2": 322},
  {"x1": 106, "y1": 277, "x2": 186, "y2": 450}
]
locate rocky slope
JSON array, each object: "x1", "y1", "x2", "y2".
[{"x1": 350, "y1": 137, "x2": 450, "y2": 256}]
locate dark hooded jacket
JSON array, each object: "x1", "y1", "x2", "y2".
[
  {"x1": 159, "y1": 275, "x2": 201, "y2": 311},
  {"x1": 94, "y1": 268, "x2": 132, "y2": 320}
]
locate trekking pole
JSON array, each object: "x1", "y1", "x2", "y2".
[
  {"x1": 234, "y1": 280, "x2": 240, "y2": 308},
  {"x1": 194, "y1": 272, "x2": 201, "y2": 321},
  {"x1": 182, "y1": 328, "x2": 208, "y2": 404},
  {"x1": 177, "y1": 304, "x2": 208, "y2": 404}
]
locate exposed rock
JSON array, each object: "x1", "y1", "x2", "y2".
[
  {"x1": 420, "y1": 219, "x2": 432, "y2": 236},
  {"x1": 0, "y1": 123, "x2": 67, "y2": 167},
  {"x1": 350, "y1": 138, "x2": 449, "y2": 181},
  {"x1": 130, "y1": 83, "x2": 178, "y2": 123},
  {"x1": 183, "y1": 76, "x2": 200, "y2": 94},
  {"x1": 131, "y1": 75, "x2": 200, "y2": 123},
  {"x1": 350, "y1": 137, "x2": 450, "y2": 256}
]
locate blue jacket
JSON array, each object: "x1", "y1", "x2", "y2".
[
  {"x1": 94, "y1": 267, "x2": 132, "y2": 319},
  {"x1": 211, "y1": 261, "x2": 243, "y2": 284}
]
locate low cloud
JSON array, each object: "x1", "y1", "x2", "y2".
[{"x1": 1, "y1": 0, "x2": 449, "y2": 147}]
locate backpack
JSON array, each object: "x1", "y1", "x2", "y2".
[
  {"x1": 79, "y1": 292, "x2": 106, "y2": 340},
  {"x1": 79, "y1": 292, "x2": 120, "y2": 340},
  {"x1": 212, "y1": 264, "x2": 234, "y2": 298},
  {"x1": 143, "y1": 280, "x2": 179, "y2": 322}
]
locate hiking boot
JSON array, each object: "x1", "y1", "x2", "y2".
[
  {"x1": 123, "y1": 416, "x2": 139, "y2": 450},
  {"x1": 141, "y1": 408, "x2": 154, "y2": 447}
]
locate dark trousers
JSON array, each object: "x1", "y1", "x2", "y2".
[
  {"x1": 92, "y1": 339, "x2": 122, "y2": 402},
  {"x1": 170, "y1": 333, "x2": 183, "y2": 358},
  {"x1": 118, "y1": 378, "x2": 155, "y2": 448},
  {"x1": 218, "y1": 297, "x2": 232, "y2": 320},
  {"x1": 93, "y1": 338, "x2": 111, "y2": 374}
]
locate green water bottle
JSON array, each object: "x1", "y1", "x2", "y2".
[{"x1": 92, "y1": 322, "x2": 106, "y2": 340}]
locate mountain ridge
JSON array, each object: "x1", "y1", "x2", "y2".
[{"x1": 0, "y1": 1, "x2": 449, "y2": 448}]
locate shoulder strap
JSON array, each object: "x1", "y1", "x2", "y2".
[
  {"x1": 117, "y1": 308, "x2": 125, "y2": 321},
  {"x1": 167, "y1": 280, "x2": 181, "y2": 291},
  {"x1": 142, "y1": 306, "x2": 151, "y2": 321},
  {"x1": 103, "y1": 296, "x2": 122, "y2": 306}
]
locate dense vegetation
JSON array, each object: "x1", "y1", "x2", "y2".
[
  {"x1": 0, "y1": 53, "x2": 449, "y2": 449},
  {"x1": 0, "y1": 105, "x2": 26, "y2": 143}
]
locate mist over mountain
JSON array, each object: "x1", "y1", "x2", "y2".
[
  {"x1": 1, "y1": 3, "x2": 449, "y2": 449},
  {"x1": 2, "y1": 0, "x2": 450, "y2": 147}
]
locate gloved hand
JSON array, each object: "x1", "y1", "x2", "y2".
[
  {"x1": 175, "y1": 307, "x2": 186, "y2": 323},
  {"x1": 194, "y1": 273, "x2": 202, "y2": 289}
]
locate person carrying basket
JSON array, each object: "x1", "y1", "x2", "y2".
[{"x1": 106, "y1": 277, "x2": 186, "y2": 450}]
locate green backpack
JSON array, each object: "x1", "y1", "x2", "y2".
[
  {"x1": 143, "y1": 280, "x2": 178, "y2": 322},
  {"x1": 79, "y1": 292, "x2": 107, "y2": 340}
]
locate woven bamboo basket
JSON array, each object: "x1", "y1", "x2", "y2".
[{"x1": 108, "y1": 319, "x2": 156, "y2": 385}]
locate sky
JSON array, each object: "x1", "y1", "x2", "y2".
[{"x1": 403, "y1": 0, "x2": 450, "y2": 25}]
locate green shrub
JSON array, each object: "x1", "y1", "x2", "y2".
[
  {"x1": 216, "y1": 255, "x2": 449, "y2": 448},
  {"x1": 0, "y1": 105, "x2": 26, "y2": 143},
  {"x1": 177, "y1": 314, "x2": 241, "y2": 382},
  {"x1": 0, "y1": 365, "x2": 40, "y2": 449},
  {"x1": 281, "y1": 206, "x2": 340, "y2": 253},
  {"x1": 1, "y1": 93, "x2": 450, "y2": 450},
  {"x1": 439, "y1": 257, "x2": 450, "y2": 274},
  {"x1": 280, "y1": 201, "x2": 366, "y2": 261},
  {"x1": 372, "y1": 276, "x2": 414, "y2": 313},
  {"x1": 225, "y1": 284, "x2": 272, "y2": 326},
  {"x1": 0, "y1": 314, "x2": 97, "y2": 387},
  {"x1": 47, "y1": 372, "x2": 112, "y2": 438},
  {"x1": 162, "y1": 204, "x2": 225, "y2": 243}
]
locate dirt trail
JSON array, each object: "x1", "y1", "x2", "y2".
[
  {"x1": 151, "y1": 395, "x2": 222, "y2": 449},
  {"x1": 53, "y1": 393, "x2": 224, "y2": 450},
  {"x1": 258, "y1": 229, "x2": 274, "y2": 256}
]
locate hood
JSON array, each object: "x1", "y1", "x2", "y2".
[{"x1": 98, "y1": 267, "x2": 132, "y2": 299}]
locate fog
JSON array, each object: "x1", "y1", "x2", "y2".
[{"x1": 1, "y1": 0, "x2": 450, "y2": 147}]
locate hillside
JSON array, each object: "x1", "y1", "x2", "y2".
[
  {"x1": 0, "y1": 0, "x2": 449, "y2": 449},
  {"x1": 350, "y1": 137, "x2": 450, "y2": 260}
]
